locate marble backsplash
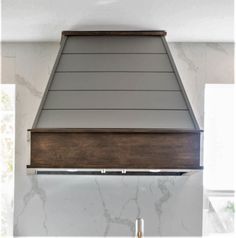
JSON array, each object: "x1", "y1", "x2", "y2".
[{"x1": 1, "y1": 42, "x2": 234, "y2": 236}]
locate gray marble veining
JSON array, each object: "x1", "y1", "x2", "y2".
[
  {"x1": 206, "y1": 43, "x2": 228, "y2": 54},
  {"x1": 14, "y1": 176, "x2": 48, "y2": 235},
  {"x1": 172, "y1": 43, "x2": 199, "y2": 73},
  {"x1": 95, "y1": 178, "x2": 136, "y2": 236},
  {"x1": 15, "y1": 74, "x2": 43, "y2": 98}
]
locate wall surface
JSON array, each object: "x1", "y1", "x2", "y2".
[{"x1": 1, "y1": 42, "x2": 234, "y2": 236}]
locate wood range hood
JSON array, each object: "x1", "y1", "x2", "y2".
[{"x1": 27, "y1": 31, "x2": 203, "y2": 176}]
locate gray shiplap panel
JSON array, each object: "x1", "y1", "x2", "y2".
[
  {"x1": 37, "y1": 110, "x2": 194, "y2": 129},
  {"x1": 56, "y1": 54, "x2": 172, "y2": 72},
  {"x1": 50, "y1": 72, "x2": 179, "y2": 90},
  {"x1": 44, "y1": 91, "x2": 187, "y2": 110},
  {"x1": 63, "y1": 36, "x2": 166, "y2": 53}
]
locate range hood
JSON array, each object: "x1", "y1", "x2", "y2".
[{"x1": 27, "y1": 31, "x2": 203, "y2": 176}]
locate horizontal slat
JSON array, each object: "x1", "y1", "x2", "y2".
[
  {"x1": 37, "y1": 110, "x2": 195, "y2": 129},
  {"x1": 50, "y1": 72, "x2": 179, "y2": 90},
  {"x1": 44, "y1": 91, "x2": 187, "y2": 110},
  {"x1": 63, "y1": 36, "x2": 166, "y2": 53},
  {"x1": 56, "y1": 54, "x2": 172, "y2": 72}
]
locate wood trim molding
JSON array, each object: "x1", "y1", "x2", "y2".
[
  {"x1": 28, "y1": 128, "x2": 203, "y2": 133},
  {"x1": 62, "y1": 30, "x2": 167, "y2": 37},
  {"x1": 28, "y1": 130, "x2": 201, "y2": 170}
]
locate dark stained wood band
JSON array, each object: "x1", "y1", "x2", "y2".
[
  {"x1": 28, "y1": 128, "x2": 203, "y2": 133},
  {"x1": 62, "y1": 31, "x2": 167, "y2": 37},
  {"x1": 28, "y1": 131, "x2": 201, "y2": 170}
]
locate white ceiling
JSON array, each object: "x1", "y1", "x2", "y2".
[{"x1": 1, "y1": 0, "x2": 234, "y2": 42}]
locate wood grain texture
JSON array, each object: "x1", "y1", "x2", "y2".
[{"x1": 29, "y1": 131, "x2": 201, "y2": 169}]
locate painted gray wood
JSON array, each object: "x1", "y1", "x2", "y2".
[
  {"x1": 63, "y1": 36, "x2": 166, "y2": 53},
  {"x1": 34, "y1": 34, "x2": 198, "y2": 130},
  {"x1": 37, "y1": 110, "x2": 195, "y2": 129},
  {"x1": 50, "y1": 72, "x2": 179, "y2": 90},
  {"x1": 44, "y1": 91, "x2": 186, "y2": 110},
  {"x1": 56, "y1": 54, "x2": 173, "y2": 72}
]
